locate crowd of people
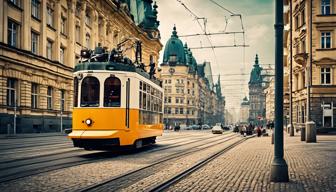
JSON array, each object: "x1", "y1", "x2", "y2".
[{"x1": 234, "y1": 121, "x2": 274, "y2": 137}]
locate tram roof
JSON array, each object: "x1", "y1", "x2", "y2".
[{"x1": 74, "y1": 61, "x2": 162, "y2": 87}]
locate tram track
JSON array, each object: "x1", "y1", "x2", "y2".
[
  {"x1": 148, "y1": 136, "x2": 253, "y2": 192},
  {"x1": 77, "y1": 134, "x2": 240, "y2": 192},
  {"x1": 0, "y1": 133, "x2": 216, "y2": 164},
  {"x1": 0, "y1": 133, "x2": 231, "y2": 183}
]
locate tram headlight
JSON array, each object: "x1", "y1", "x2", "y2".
[{"x1": 85, "y1": 118, "x2": 93, "y2": 126}]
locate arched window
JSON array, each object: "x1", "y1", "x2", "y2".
[
  {"x1": 81, "y1": 76, "x2": 100, "y2": 107},
  {"x1": 104, "y1": 77, "x2": 121, "y2": 107}
]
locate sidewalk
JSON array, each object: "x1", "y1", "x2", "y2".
[{"x1": 171, "y1": 132, "x2": 336, "y2": 192}]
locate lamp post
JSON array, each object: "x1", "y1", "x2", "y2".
[
  {"x1": 289, "y1": 0, "x2": 294, "y2": 136},
  {"x1": 270, "y1": 0, "x2": 289, "y2": 182}
]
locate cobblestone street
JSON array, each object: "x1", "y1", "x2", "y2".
[
  {"x1": 168, "y1": 133, "x2": 336, "y2": 192},
  {"x1": 0, "y1": 131, "x2": 335, "y2": 191}
]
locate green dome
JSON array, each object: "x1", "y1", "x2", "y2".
[
  {"x1": 162, "y1": 26, "x2": 186, "y2": 64},
  {"x1": 184, "y1": 43, "x2": 197, "y2": 73}
]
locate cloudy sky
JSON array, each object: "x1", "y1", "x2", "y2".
[{"x1": 156, "y1": 0, "x2": 275, "y2": 112}]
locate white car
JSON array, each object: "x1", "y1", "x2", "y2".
[{"x1": 212, "y1": 125, "x2": 223, "y2": 134}]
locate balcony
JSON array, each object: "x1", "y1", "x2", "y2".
[{"x1": 293, "y1": 52, "x2": 308, "y2": 66}]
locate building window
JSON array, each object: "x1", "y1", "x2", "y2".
[
  {"x1": 60, "y1": 90, "x2": 65, "y2": 111},
  {"x1": 321, "y1": 32, "x2": 331, "y2": 49},
  {"x1": 321, "y1": 67, "x2": 331, "y2": 85},
  {"x1": 169, "y1": 55, "x2": 177, "y2": 62},
  {"x1": 86, "y1": 34, "x2": 90, "y2": 49},
  {"x1": 301, "y1": 9, "x2": 305, "y2": 25},
  {"x1": 176, "y1": 98, "x2": 179, "y2": 103},
  {"x1": 47, "y1": 86, "x2": 53, "y2": 110},
  {"x1": 47, "y1": 6, "x2": 54, "y2": 27},
  {"x1": 60, "y1": 47, "x2": 65, "y2": 64},
  {"x1": 31, "y1": 83, "x2": 38, "y2": 109},
  {"x1": 31, "y1": 31, "x2": 39, "y2": 54},
  {"x1": 295, "y1": 15, "x2": 299, "y2": 29},
  {"x1": 7, "y1": 78, "x2": 17, "y2": 107},
  {"x1": 301, "y1": 39, "x2": 306, "y2": 53},
  {"x1": 8, "y1": 0, "x2": 20, "y2": 7},
  {"x1": 8, "y1": 19, "x2": 19, "y2": 47},
  {"x1": 31, "y1": 0, "x2": 40, "y2": 19},
  {"x1": 175, "y1": 108, "x2": 178, "y2": 114},
  {"x1": 61, "y1": 16, "x2": 67, "y2": 35},
  {"x1": 321, "y1": 0, "x2": 331, "y2": 15},
  {"x1": 46, "y1": 40, "x2": 53, "y2": 59},
  {"x1": 85, "y1": 11, "x2": 91, "y2": 26},
  {"x1": 168, "y1": 96, "x2": 171, "y2": 103},
  {"x1": 75, "y1": 25, "x2": 80, "y2": 43},
  {"x1": 179, "y1": 108, "x2": 183, "y2": 114}
]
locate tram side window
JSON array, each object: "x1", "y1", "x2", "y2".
[
  {"x1": 81, "y1": 76, "x2": 100, "y2": 107},
  {"x1": 104, "y1": 77, "x2": 121, "y2": 107}
]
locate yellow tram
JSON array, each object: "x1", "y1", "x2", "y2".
[{"x1": 68, "y1": 43, "x2": 164, "y2": 150}]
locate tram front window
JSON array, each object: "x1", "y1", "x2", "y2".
[
  {"x1": 81, "y1": 77, "x2": 100, "y2": 107},
  {"x1": 104, "y1": 77, "x2": 121, "y2": 107}
]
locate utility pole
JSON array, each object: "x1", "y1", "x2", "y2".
[
  {"x1": 270, "y1": 0, "x2": 289, "y2": 182},
  {"x1": 289, "y1": 0, "x2": 294, "y2": 136}
]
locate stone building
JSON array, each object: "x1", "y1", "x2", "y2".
[
  {"x1": 0, "y1": 0, "x2": 161, "y2": 133},
  {"x1": 264, "y1": 78, "x2": 275, "y2": 122},
  {"x1": 160, "y1": 26, "x2": 224, "y2": 127},
  {"x1": 239, "y1": 96, "x2": 250, "y2": 124},
  {"x1": 284, "y1": 0, "x2": 336, "y2": 131},
  {"x1": 248, "y1": 54, "x2": 265, "y2": 125}
]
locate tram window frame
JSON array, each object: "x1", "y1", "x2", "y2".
[
  {"x1": 103, "y1": 77, "x2": 121, "y2": 107},
  {"x1": 147, "y1": 94, "x2": 150, "y2": 111},
  {"x1": 143, "y1": 92, "x2": 147, "y2": 110},
  {"x1": 139, "y1": 91, "x2": 142, "y2": 109},
  {"x1": 143, "y1": 83, "x2": 147, "y2": 92},
  {"x1": 147, "y1": 84, "x2": 150, "y2": 93},
  {"x1": 80, "y1": 76, "x2": 100, "y2": 107}
]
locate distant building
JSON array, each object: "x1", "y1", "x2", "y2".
[
  {"x1": 160, "y1": 26, "x2": 224, "y2": 127},
  {"x1": 240, "y1": 96, "x2": 250, "y2": 124},
  {"x1": 264, "y1": 78, "x2": 275, "y2": 122},
  {"x1": 284, "y1": 0, "x2": 336, "y2": 131},
  {"x1": 248, "y1": 54, "x2": 265, "y2": 125},
  {"x1": 0, "y1": 0, "x2": 161, "y2": 133}
]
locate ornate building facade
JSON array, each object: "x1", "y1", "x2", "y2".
[
  {"x1": 284, "y1": 0, "x2": 336, "y2": 131},
  {"x1": 264, "y1": 78, "x2": 275, "y2": 122},
  {"x1": 248, "y1": 54, "x2": 265, "y2": 125},
  {"x1": 160, "y1": 26, "x2": 224, "y2": 127},
  {"x1": 0, "y1": 0, "x2": 161, "y2": 133}
]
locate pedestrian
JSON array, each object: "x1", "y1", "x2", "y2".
[
  {"x1": 242, "y1": 126, "x2": 247, "y2": 137},
  {"x1": 257, "y1": 126, "x2": 262, "y2": 137}
]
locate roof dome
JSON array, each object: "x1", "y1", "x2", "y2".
[{"x1": 162, "y1": 26, "x2": 186, "y2": 65}]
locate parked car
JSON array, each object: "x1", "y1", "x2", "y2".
[
  {"x1": 212, "y1": 125, "x2": 223, "y2": 134},
  {"x1": 222, "y1": 126, "x2": 230, "y2": 131},
  {"x1": 186, "y1": 124, "x2": 200, "y2": 130},
  {"x1": 201, "y1": 124, "x2": 211, "y2": 130}
]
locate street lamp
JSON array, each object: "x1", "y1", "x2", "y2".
[{"x1": 270, "y1": 0, "x2": 289, "y2": 182}]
